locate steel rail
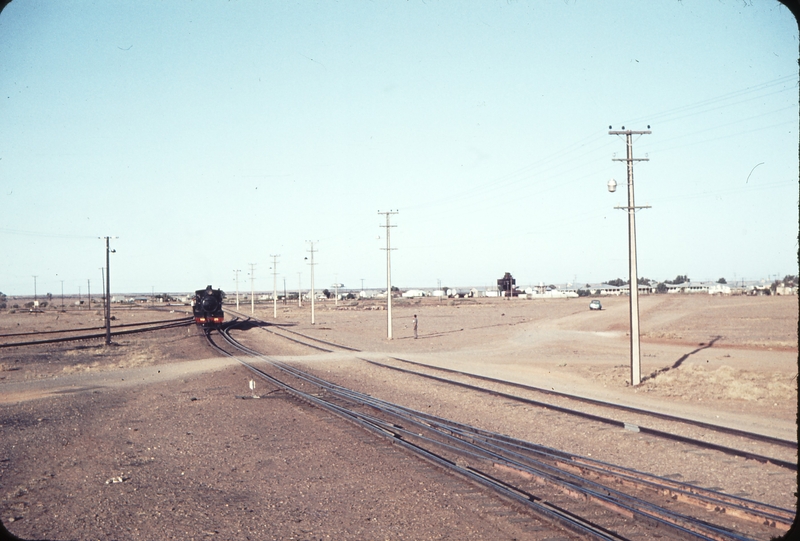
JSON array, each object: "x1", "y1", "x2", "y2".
[
  {"x1": 283, "y1": 373, "x2": 749, "y2": 541},
  {"x1": 208, "y1": 326, "x2": 631, "y2": 541},
  {"x1": 562, "y1": 457, "x2": 794, "y2": 528},
  {"x1": 0, "y1": 319, "x2": 193, "y2": 348},
  {"x1": 264, "y1": 324, "x2": 361, "y2": 351},
  {"x1": 383, "y1": 355, "x2": 796, "y2": 449},
  {"x1": 416, "y1": 413, "x2": 794, "y2": 531},
  {"x1": 242, "y1": 333, "x2": 793, "y2": 531},
  {"x1": 219, "y1": 321, "x2": 795, "y2": 516},
  {"x1": 332, "y1": 390, "x2": 794, "y2": 529},
  {"x1": 358, "y1": 357, "x2": 796, "y2": 471},
  {"x1": 260, "y1": 325, "x2": 334, "y2": 352},
  {"x1": 222, "y1": 309, "x2": 793, "y2": 453},
  {"x1": 225, "y1": 309, "x2": 360, "y2": 352},
  {"x1": 263, "y1": 349, "x2": 793, "y2": 531},
  {"x1": 213, "y1": 324, "x2": 787, "y2": 540},
  {"x1": 219, "y1": 331, "x2": 752, "y2": 540},
  {"x1": 458, "y1": 420, "x2": 794, "y2": 527},
  {"x1": 0, "y1": 316, "x2": 194, "y2": 338}
]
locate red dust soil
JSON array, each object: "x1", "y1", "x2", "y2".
[{"x1": 0, "y1": 294, "x2": 797, "y2": 540}]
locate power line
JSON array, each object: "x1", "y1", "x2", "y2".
[
  {"x1": 0, "y1": 228, "x2": 97, "y2": 239},
  {"x1": 625, "y1": 73, "x2": 796, "y2": 126},
  {"x1": 642, "y1": 117, "x2": 796, "y2": 156}
]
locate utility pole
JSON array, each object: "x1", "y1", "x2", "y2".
[
  {"x1": 608, "y1": 127, "x2": 651, "y2": 386},
  {"x1": 378, "y1": 210, "x2": 398, "y2": 339},
  {"x1": 248, "y1": 263, "x2": 256, "y2": 315},
  {"x1": 88, "y1": 279, "x2": 91, "y2": 310},
  {"x1": 307, "y1": 242, "x2": 317, "y2": 324},
  {"x1": 32, "y1": 276, "x2": 38, "y2": 303},
  {"x1": 298, "y1": 272, "x2": 302, "y2": 308},
  {"x1": 334, "y1": 273, "x2": 339, "y2": 307},
  {"x1": 271, "y1": 254, "x2": 280, "y2": 318},
  {"x1": 60, "y1": 280, "x2": 64, "y2": 309},
  {"x1": 101, "y1": 236, "x2": 117, "y2": 346},
  {"x1": 233, "y1": 269, "x2": 241, "y2": 310}
]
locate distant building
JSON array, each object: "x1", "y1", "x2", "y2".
[
  {"x1": 497, "y1": 272, "x2": 518, "y2": 297},
  {"x1": 522, "y1": 287, "x2": 578, "y2": 299},
  {"x1": 775, "y1": 284, "x2": 798, "y2": 295},
  {"x1": 401, "y1": 289, "x2": 427, "y2": 298},
  {"x1": 708, "y1": 283, "x2": 731, "y2": 295}
]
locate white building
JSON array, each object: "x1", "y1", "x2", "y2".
[{"x1": 401, "y1": 289, "x2": 427, "y2": 298}]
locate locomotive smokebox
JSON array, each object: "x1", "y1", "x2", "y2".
[{"x1": 193, "y1": 285, "x2": 225, "y2": 326}]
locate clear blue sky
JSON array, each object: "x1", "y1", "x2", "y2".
[{"x1": 1, "y1": 0, "x2": 797, "y2": 296}]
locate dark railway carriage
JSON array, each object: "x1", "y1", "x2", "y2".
[{"x1": 192, "y1": 285, "x2": 224, "y2": 325}]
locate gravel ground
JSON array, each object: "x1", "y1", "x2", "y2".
[
  {"x1": 1, "y1": 295, "x2": 797, "y2": 540},
  {"x1": 2, "y1": 365, "x2": 555, "y2": 540}
]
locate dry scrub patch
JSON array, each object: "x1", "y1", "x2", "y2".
[{"x1": 641, "y1": 364, "x2": 797, "y2": 402}]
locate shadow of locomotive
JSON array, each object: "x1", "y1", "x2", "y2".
[{"x1": 1, "y1": 518, "x2": 71, "y2": 541}]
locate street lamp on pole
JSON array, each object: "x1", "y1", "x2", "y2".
[{"x1": 609, "y1": 127, "x2": 651, "y2": 386}]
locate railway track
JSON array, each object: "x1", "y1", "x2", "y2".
[
  {"x1": 358, "y1": 356, "x2": 797, "y2": 471},
  {"x1": 225, "y1": 312, "x2": 797, "y2": 473},
  {"x1": 206, "y1": 320, "x2": 794, "y2": 540},
  {"x1": 0, "y1": 316, "x2": 194, "y2": 348},
  {"x1": 226, "y1": 308, "x2": 358, "y2": 353}
]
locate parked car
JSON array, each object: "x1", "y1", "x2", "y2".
[{"x1": 589, "y1": 299, "x2": 602, "y2": 310}]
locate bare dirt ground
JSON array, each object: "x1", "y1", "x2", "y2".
[{"x1": 0, "y1": 294, "x2": 797, "y2": 540}]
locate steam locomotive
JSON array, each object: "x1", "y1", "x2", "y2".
[{"x1": 192, "y1": 285, "x2": 225, "y2": 326}]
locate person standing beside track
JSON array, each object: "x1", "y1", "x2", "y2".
[{"x1": 413, "y1": 314, "x2": 418, "y2": 339}]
